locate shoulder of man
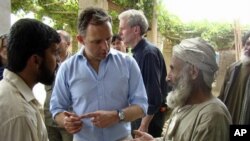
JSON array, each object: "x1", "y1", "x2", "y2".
[{"x1": 226, "y1": 61, "x2": 242, "y2": 74}]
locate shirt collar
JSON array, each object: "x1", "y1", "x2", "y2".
[
  {"x1": 3, "y1": 69, "x2": 36, "y2": 103},
  {"x1": 131, "y1": 38, "x2": 146, "y2": 54},
  {"x1": 76, "y1": 47, "x2": 117, "y2": 61}
]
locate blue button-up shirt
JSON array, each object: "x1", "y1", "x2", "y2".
[{"x1": 50, "y1": 48, "x2": 148, "y2": 141}]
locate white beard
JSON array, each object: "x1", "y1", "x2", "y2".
[
  {"x1": 166, "y1": 71, "x2": 192, "y2": 109},
  {"x1": 240, "y1": 50, "x2": 250, "y2": 66}
]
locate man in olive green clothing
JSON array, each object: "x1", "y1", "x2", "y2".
[
  {"x1": 129, "y1": 38, "x2": 232, "y2": 141},
  {"x1": 219, "y1": 31, "x2": 250, "y2": 125}
]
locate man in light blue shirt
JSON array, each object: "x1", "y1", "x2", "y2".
[{"x1": 50, "y1": 7, "x2": 148, "y2": 141}]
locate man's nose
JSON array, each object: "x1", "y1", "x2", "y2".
[
  {"x1": 166, "y1": 74, "x2": 172, "y2": 83},
  {"x1": 101, "y1": 40, "x2": 109, "y2": 49}
]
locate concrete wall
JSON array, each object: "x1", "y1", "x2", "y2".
[
  {"x1": 79, "y1": 0, "x2": 108, "y2": 12},
  {"x1": 213, "y1": 49, "x2": 236, "y2": 96},
  {"x1": 162, "y1": 39, "x2": 172, "y2": 72},
  {"x1": 0, "y1": 0, "x2": 11, "y2": 35}
]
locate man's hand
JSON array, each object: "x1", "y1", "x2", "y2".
[
  {"x1": 137, "y1": 115, "x2": 154, "y2": 134},
  {"x1": 131, "y1": 130, "x2": 155, "y2": 141},
  {"x1": 81, "y1": 110, "x2": 118, "y2": 128},
  {"x1": 63, "y1": 111, "x2": 84, "y2": 134}
]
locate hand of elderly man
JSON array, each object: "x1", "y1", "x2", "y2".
[{"x1": 131, "y1": 130, "x2": 155, "y2": 141}]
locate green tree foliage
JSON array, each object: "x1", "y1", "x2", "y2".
[
  {"x1": 157, "y1": 4, "x2": 184, "y2": 45},
  {"x1": 197, "y1": 22, "x2": 233, "y2": 49},
  {"x1": 12, "y1": 0, "x2": 246, "y2": 50},
  {"x1": 109, "y1": 10, "x2": 119, "y2": 34},
  {"x1": 182, "y1": 21, "x2": 235, "y2": 49},
  {"x1": 157, "y1": 6, "x2": 236, "y2": 49},
  {"x1": 12, "y1": 0, "x2": 78, "y2": 32},
  {"x1": 11, "y1": 0, "x2": 79, "y2": 52}
]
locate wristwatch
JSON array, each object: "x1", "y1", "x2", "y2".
[{"x1": 117, "y1": 109, "x2": 125, "y2": 121}]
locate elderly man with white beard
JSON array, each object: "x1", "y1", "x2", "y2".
[
  {"x1": 219, "y1": 31, "x2": 250, "y2": 124},
  {"x1": 127, "y1": 37, "x2": 232, "y2": 141}
]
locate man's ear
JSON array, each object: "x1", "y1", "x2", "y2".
[
  {"x1": 190, "y1": 65, "x2": 199, "y2": 80},
  {"x1": 134, "y1": 26, "x2": 140, "y2": 34},
  {"x1": 76, "y1": 35, "x2": 85, "y2": 45},
  {"x1": 29, "y1": 55, "x2": 42, "y2": 69},
  {"x1": 66, "y1": 41, "x2": 71, "y2": 46}
]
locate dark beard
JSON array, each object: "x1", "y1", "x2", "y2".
[{"x1": 38, "y1": 61, "x2": 56, "y2": 85}]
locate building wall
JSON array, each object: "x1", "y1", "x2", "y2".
[
  {"x1": 213, "y1": 49, "x2": 236, "y2": 96},
  {"x1": 162, "y1": 39, "x2": 172, "y2": 73},
  {"x1": 0, "y1": 0, "x2": 11, "y2": 35},
  {"x1": 79, "y1": 0, "x2": 108, "y2": 12}
]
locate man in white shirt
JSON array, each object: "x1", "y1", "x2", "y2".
[{"x1": 0, "y1": 18, "x2": 61, "y2": 141}]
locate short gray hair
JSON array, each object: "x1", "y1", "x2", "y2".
[
  {"x1": 57, "y1": 30, "x2": 71, "y2": 43},
  {"x1": 118, "y1": 9, "x2": 148, "y2": 36}
]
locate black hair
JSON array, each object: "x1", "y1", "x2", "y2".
[
  {"x1": 111, "y1": 34, "x2": 122, "y2": 43},
  {"x1": 77, "y1": 7, "x2": 112, "y2": 36},
  {"x1": 7, "y1": 18, "x2": 61, "y2": 72}
]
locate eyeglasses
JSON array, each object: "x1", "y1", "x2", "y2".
[{"x1": 0, "y1": 34, "x2": 8, "y2": 49}]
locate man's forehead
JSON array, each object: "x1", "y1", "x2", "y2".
[
  {"x1": 172, "y1": 56, "x2": 184, "y2": 64},
  {"x1": 86, "y1": 28, "x2": 112, "y2": 41},
  {"x1": 86, "y1": 34, "x2": 110, "y2": 42},
  {"x1": 171, "y1": 56, "x2": 186, "y2": 70},
  {"x1": 119, "y1": 19, "x2": 128, "y2": 26}
]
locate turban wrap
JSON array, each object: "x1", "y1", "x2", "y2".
[{"x1": 173, "y1": 37, "x2": 218, "y2": 88}]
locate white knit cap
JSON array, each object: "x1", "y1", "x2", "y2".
[{"x1": 173, "y1": 37, "x2": 218, "y2": 88}]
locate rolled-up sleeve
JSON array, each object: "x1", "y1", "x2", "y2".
[
  {"x1": 128, "y1": 58, "x2": 148, "y2": 115},
  {"x1": 50, "y1": 62, "x2": 72, "y2": 119}
]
